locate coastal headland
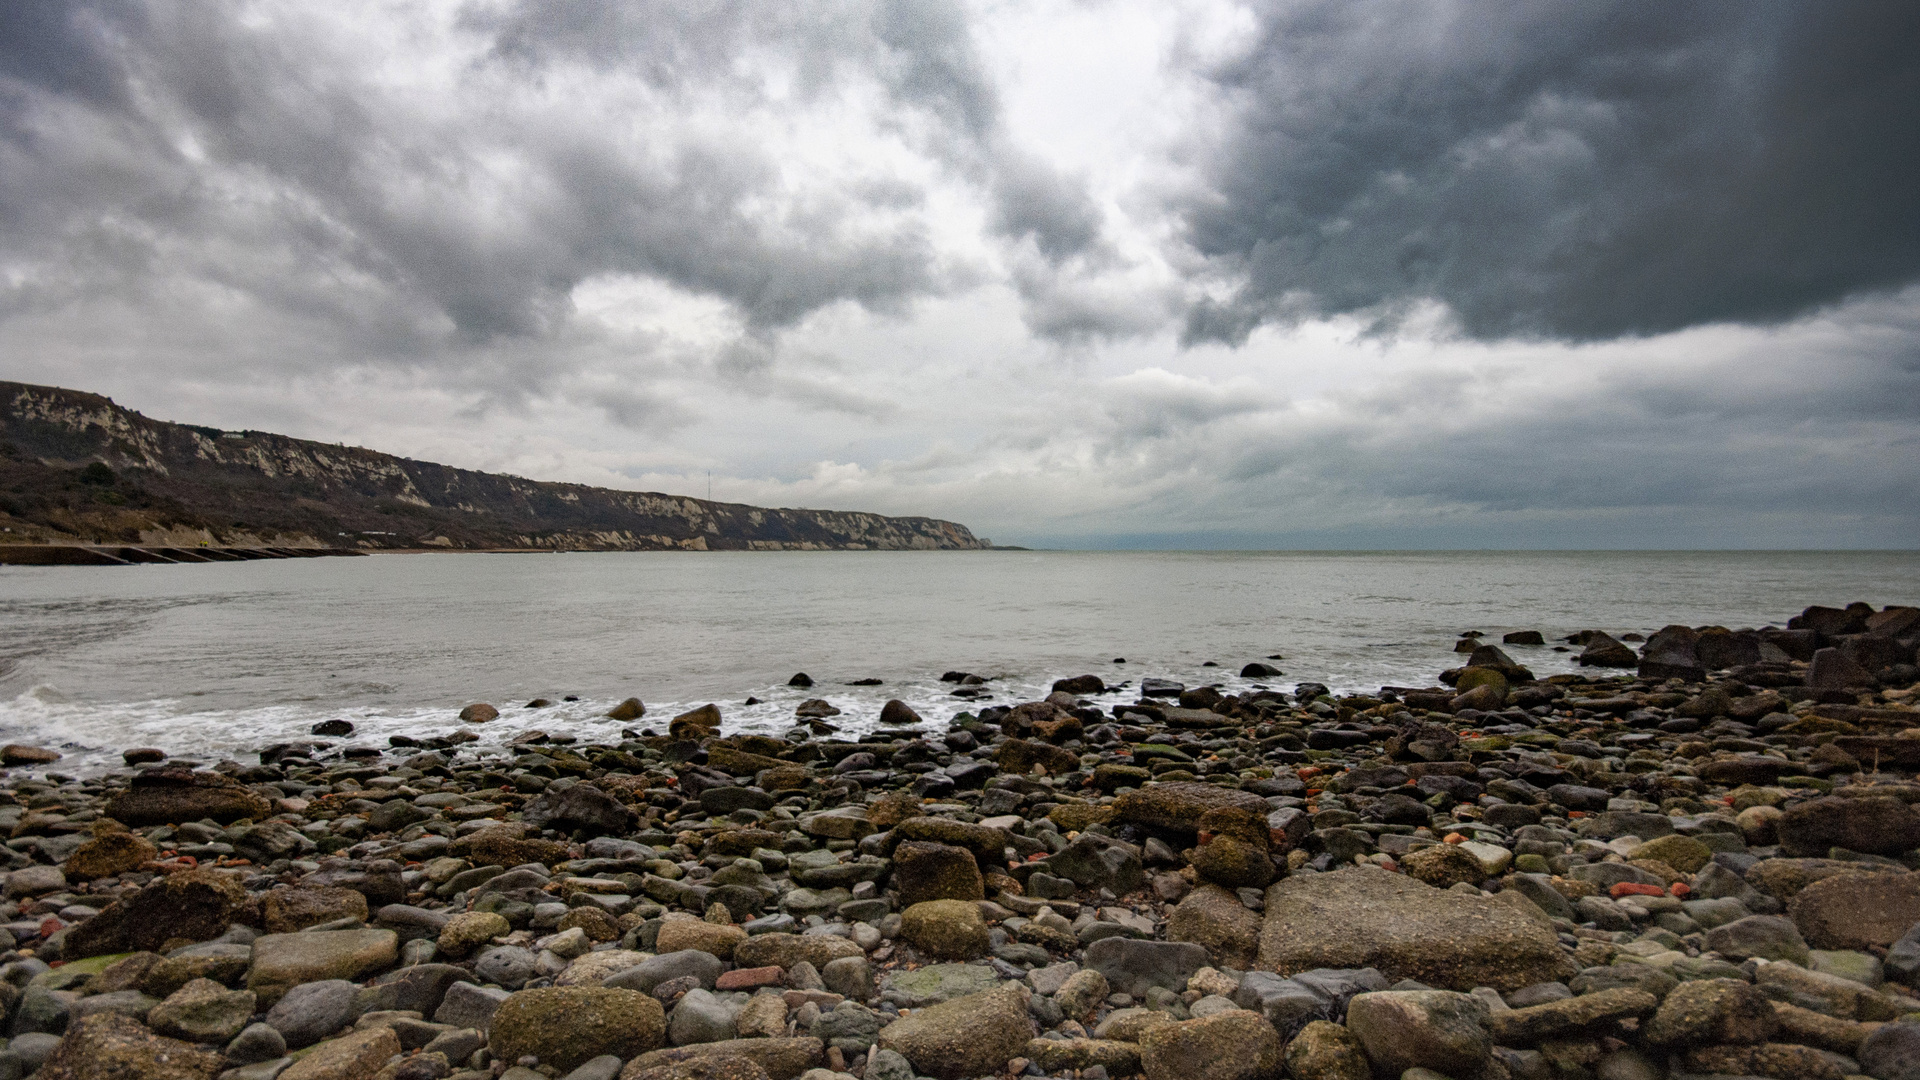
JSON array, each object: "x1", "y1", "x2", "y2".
[
  {"x1": 0, "y1": 603, "x2": 1916, "y2": 1078},
  {"x1": 0, "y1": 381, "x2": 986, "y2": 557}
]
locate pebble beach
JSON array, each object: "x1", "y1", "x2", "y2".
[{"x1": 0, "y1": 602, "x2": 1917, "y2": 1080}]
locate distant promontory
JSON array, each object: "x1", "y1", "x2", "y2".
[{"x1": 0, "y1": 381, "x2": 986, "y2": 553}]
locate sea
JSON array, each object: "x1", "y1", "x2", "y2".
[{"x1": 2, "y1": 549, "x2": 1917, "y2": 773}]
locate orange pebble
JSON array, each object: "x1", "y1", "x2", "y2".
[{"x1": 1444, "y1": 833, "x2": 1465, "y2": 844}]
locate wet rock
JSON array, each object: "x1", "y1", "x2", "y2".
[
  {"x1": 671, "y1": 704, "x2": 724, "y2": 740},
  {"x1": 1282, "y1": 1020, "x2": 1370, "y2": 1080},
  {"x1": 657, "y1": 916, "x2": 749, "y2": 959},
  {"x1": 490, "y1": 986, "x2": 666, "y2": 1074},
  {"x1": 1257, "y1": 868, "x2": 1575, "y2": 991},
  {"x1": 1679, "y1": 1042, "x2": 1845, "y2": 1080},
  {"x1": 1483, "y1": 987, "x2": 1657, "y2": 1045},
  {"x1": 524, "y1": 782, "x2": 637, "y2": 834},
  {"x1": 608, "y1": 698, "x2": 647, "y2": 721},
  {"x1": 1113, "y1": 782, "x2": 1267, "y2": 837},
  {"x1": 670, "y1": 988, "x2": 742, "y2": 1045},
  {"x1": 891, "y1": 842, "x2": 984, "y2": 906},
  {"x1": 1777, "y1": 795, "x2": 1920, "y2": 857},
  {"x1": 61, "y1": 830, "x2": 157, "y2": 880},
  {"x1": 1137, "y1": 1009, "x2": 1282, "y2": 1080},
  {"x1": 63, "y1": 869, "x2": 250, "y2": 959},
  {"x1": 266, "y1": 979, "x2": 362, "y2": 1048},
  {"x1": 34, "y1": 1013, "x2": 223, "y2": 1080},
  {"x1": 1041, "y1": 831, "x2": 1144, "y2": 895},
  {"x1": 623, "y1": 1037, "x2": 824, "y2": 1080},
  {"x1": 438, "y1": 911, "x2": 511, "y2": 959},
  {"x1": 1230, "y1": 969, "x2": 1387, "y2": 1041},
  {"x1": 146, "y1": 977, "x2": 255, "y2": 1043},
  {"x1": 1703, "y1": 915, "x2": 1810, "y2": 965},
  {"x1": 247, "y1": 929, "x2": 400, "y2": 1006},
  {"x1": 460, "y1": 704, "x2": 500, "y2": 723},
  {"x1": 261, "y1": 884, "x2": 369, "y2": 933},
  {"x1": 100, "y1": 764, "x2": 276, "y2": 822},
  {"x1": 900, "y1": 900, "x2": 989, "y2": 960},
  {"x1": 1345, "y1": 990, "x2": 1491, "y2": 1080},
  {"x1": 875, "y1": 984, "x2": 1030, "y2": 1080},
  {"x1": 1644, "y1": 977, "x2": 1775, "y2": 1045},
  {"x1": 1789, "y1": 870, "x2": 1920, "y2": 950},
  {"x1": 1165, "y1": 884, "x2": 1261, "y2": 970},
  {"x1": 1400, "y1": 844, "x2": 1486, "y2": 889},
  {"x1": 1084, "y1": 938, "x2": 1209, "y2": 999},
  {"x1": 1858, "y1": 1021, "x2": 1920, "y2": 1080}
]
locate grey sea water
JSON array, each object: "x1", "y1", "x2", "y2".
[{"x1": 2, "y1": 549, "x2": 1917, "y2": 772}]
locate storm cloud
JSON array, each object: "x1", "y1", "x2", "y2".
[
  {"x1": 1179, "y1": 0, "x2": 1920, "y2": 344},
  {"x1": 0, "y1": 0, "x2": 1915, "y2": 548}
]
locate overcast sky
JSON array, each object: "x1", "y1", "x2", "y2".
[{"x1": 2, "y1": 0, "x2": 1917, "y2": 548}]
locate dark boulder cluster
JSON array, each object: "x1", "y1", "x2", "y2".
[{"x1": 0, "y1": 603, "x2": 1915, "y2": 1080}]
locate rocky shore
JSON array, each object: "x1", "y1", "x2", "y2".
[{"x1": 0, "y1": 603, "x2": 1917, "y2": 1080}]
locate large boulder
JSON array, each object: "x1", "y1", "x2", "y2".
[
  {"x1": 1137, "y1": 1010, "x2": 1282, "y2": 1080},
  {"x1": 62, "y1": 869, "x2": 251, "y2": 960},
  {"x1": 1256, "y1": 867, "x2": 1575, "y2": 991},
  {"x1": 1638, "y1": 625, "x2": 1704, "y2": 682},
  {"x1": 1113, "y1": 782, "x2": 1268, "y2": 838},
  {"x1": 490, "y1": 986, "x2": 665, "y2": 1074},
  {"x1": 1789, "y1": 870, "x2": 1920, "y2": 950},
  {"x1": 1777, "y1": 796, "x2": 1920, "y2": 858},
  {"x1": 101, "y1": 768, "x2": 274, "y2": 826},
  {"x1": 876, "y1": 984, "x2": 1031, "y2": 1080},
  {"x1": 1703, "y1": 915, "x2": 1810, "y2": 966},
  {"x1": 61, "y1": 830, "x2": 158, "y2": 880}
]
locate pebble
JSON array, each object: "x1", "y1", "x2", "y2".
[{"x1": 0, "y1": 599, "x2": 1911, "y2": 1080}]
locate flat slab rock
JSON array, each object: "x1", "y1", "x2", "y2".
[{"x1": 1257, "y1": 867, "x2": 1576, "y2": 992}]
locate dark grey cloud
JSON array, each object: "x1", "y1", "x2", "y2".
[{"x1": 1179, "y1": 0, "x2": 1920, "y2": 345}]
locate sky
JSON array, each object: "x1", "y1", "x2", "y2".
[{"x1": 1, "y1": 0, "x2": 1917, "y2": 549}]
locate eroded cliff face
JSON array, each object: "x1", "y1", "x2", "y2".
[{"x1": 0, "y1": 382, "x2": 986, "y2": 551}]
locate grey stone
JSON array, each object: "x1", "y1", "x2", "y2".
[
  {"x1": 434, "y1": 981, "x2": 511, "y2": 1028},
  {"x1": 1231, "y1": 968, "x2": 1388, "y2": 1041},
  {"x1": 1345, "y1": 990, "x2": 1491, "y2": 1080},
  {"x1": 669, "y1": 988, "x2": 741, "y2": 1045},
  {"x1": 226, "y1": 1022, "x2": 289, "y2": 1064},
  {"x1": 1704, "y1": 915, "x2": 1811, "y2": 965},
  {"x1": 266, "y1": 978, "x2": 361, "y2": 1048},
  {"x1": 811, "y1": 1001, "x2": 882, "y2": 1053},
  {"x1": 864, "y1": 1047, "x2": 913, "y2": 1080},
  {"x1": 1083, "y1": 938, "x2": 1209, "y2": 999},
  {"x1": 605, "y1": 950, "x2": 725, "y2": 994},
  {"x1": 1859, "y1": 1020, "x2": 1920, "y2": 1080},
  {"x1": 562, "y1": 1055, "x2": 628, "y2": 1080},
  {"x1": 821, "y1": 957, "x2": 872, "y2": 1001},
  {"x1": 474, "y1": 945, "x2": 538, "y2": 988}
]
